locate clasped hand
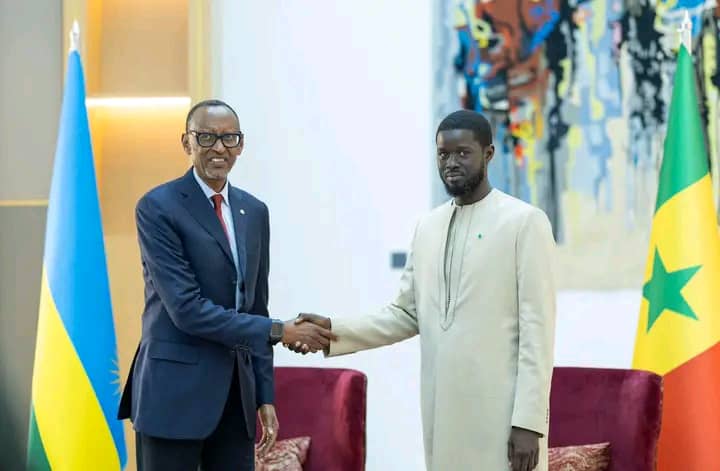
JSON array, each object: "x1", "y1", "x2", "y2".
[{"x1": 280, "y1": 313, "x2": 334, "y2": 354}]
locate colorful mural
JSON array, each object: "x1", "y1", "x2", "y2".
[
  {"x1": 434, "y1": 0, "x2": 720, "y2": 249},
  {"x1": 434, "y1": 0, "x2": 718, "y2": 242}
]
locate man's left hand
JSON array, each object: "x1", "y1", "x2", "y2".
[
  {"x1": 256, "y1": 404, "x2": 279, "y2": 458},
  {"x1": 508, "y1": 426, "x2": 541, "y2": 471}
]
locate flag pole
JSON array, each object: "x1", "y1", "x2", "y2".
[
  {"x1": 69, "y1": 20, "x2": 80, "y2": 52},
  {"x1": 678, "y1": 9, "x2": 692, "y2": 52}
]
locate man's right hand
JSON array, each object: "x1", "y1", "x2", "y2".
[
  {"x1": 285, "y1": 313, "x2": 333, "y2": 354},
  {"x1": 281, "y1": 317, "x2": 336, "y2": 354}
]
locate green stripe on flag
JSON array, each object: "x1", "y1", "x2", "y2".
[
  {"x1": 27, "y1": 406, "x2": 51, "y2": 471},
  {"x1": 655, "y1": 46, "x2": 710, "y2": 211}
]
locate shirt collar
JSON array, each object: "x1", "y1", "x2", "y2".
[{"x1": 193, "y1": 167, "x2": 230, "y2": 205}]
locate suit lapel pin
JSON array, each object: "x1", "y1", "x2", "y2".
[{"x1": 240, "y1": 209, "x2": 246, "y2": 215}]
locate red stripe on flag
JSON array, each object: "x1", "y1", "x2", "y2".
[{"x1": 657, "y1": 341, "x2": 720, "y2": 470}]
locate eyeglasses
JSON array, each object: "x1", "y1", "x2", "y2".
[{"x1": 187, "y1": 130, "x2": 244, "y2": 148}]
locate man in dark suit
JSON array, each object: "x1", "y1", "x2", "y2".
[{"x1": 118, "y1": 99, "x2": 334, "y2": 471}]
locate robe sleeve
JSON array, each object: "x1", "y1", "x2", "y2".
[
  {"x1": 327, "y1": 227, "x2": 419, "y2": 356},
  {"x1": 510, "y1": 208, "x2": 557, "y2": 436}
]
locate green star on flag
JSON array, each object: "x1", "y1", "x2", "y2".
[{"x1": 643, "y1": 248, "x2": 701, "y2": 332}]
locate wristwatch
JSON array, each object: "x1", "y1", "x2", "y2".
[{"x1": 269, "y1": 319, "x2": 284, "y2": 345}]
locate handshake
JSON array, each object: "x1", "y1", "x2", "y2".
[{"x1": 280, "y1": 313, "x2": 335, "y2": 354}]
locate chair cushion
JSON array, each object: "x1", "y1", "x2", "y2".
[
  {"x1": 256, "y1": 436, "x2": 311, "y2": 471},
  {"x1": 549, "y1": 442, "x2": 611, "y2": 471}
]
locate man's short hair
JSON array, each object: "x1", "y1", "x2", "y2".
[
  {"x1": 185, "y1": 99, "x2": 239, "y2": 131},
  {"x1": 436, "y1": 110, "x2": 493, "y2": 147}
]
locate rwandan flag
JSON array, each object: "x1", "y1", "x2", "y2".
[
  {"x1": 26, "y1": 47, "x2": 127, "y2": 469},
  {"x1": 632, "y1": 44, "x2": 720, "y2": 470}
]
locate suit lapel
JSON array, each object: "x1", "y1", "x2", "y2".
[
  {"x1": 228, "y1": 187, "x2": 247, "y2": 283},
  {"x1": 178, "y1": 170, "x2": 235, "y2": 266}
]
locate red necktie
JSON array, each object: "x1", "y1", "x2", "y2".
[{"x1": 211, "y1": 194, "x2": 230, "y2": 240}]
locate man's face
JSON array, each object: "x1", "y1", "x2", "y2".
[
  {"x1": 182, "y1": 106, "x2": 243, "y2": 185},
  {"x1": 436, "y1": 129, "x2": 493, "y2": 197}
]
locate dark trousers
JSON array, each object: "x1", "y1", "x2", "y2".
[{"x1": 136, "y1": 362, "x2": 255, "y2": 471}]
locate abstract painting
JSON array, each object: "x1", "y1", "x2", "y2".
[{"x1": 433, "y1": 0, "x2": 720, "y2": 288}]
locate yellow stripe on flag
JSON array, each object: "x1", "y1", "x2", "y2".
[
  {"x1": 31, "y1": 270, "x2": 121, "y2": 471},
  {"x1": 633, "y1": 175, "x2": 720, "y2": 375}
]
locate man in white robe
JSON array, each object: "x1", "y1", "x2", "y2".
[{"x1": 292, "y1": 110, "x2": 556, "y2": 471}]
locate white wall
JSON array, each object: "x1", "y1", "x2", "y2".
[
  {"x1": 554, "y1": 291, "x2": 639, "y2": 368},
  {"x1": 216, "y1": 2, "x2": 640, "y2": 469},
  {"x1": 218, "y1": 1, "x2": 432, "y2": 469}
]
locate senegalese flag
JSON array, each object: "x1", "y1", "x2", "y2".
[
  {"x1": 26, "y1": 48, "x2": 127, "y2": 469},
  {"x1": 632, "y1": 44, "x2": 720, "y2": 470}
]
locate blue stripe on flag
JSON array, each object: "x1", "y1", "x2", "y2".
[{"x1": 43, "y1": 50, "x2": 126, "y2": 467}]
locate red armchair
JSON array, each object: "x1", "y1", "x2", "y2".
[
  {"x1": 549, "y1": 367, "x2": 663, "y2": 470},
  {"x1": 265, "y1": 367, "x2": 367, "y2": 471}
]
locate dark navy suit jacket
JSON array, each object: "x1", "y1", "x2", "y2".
[{"x1": 118, "y1": 169, "x2": 274, "y2": 440}]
